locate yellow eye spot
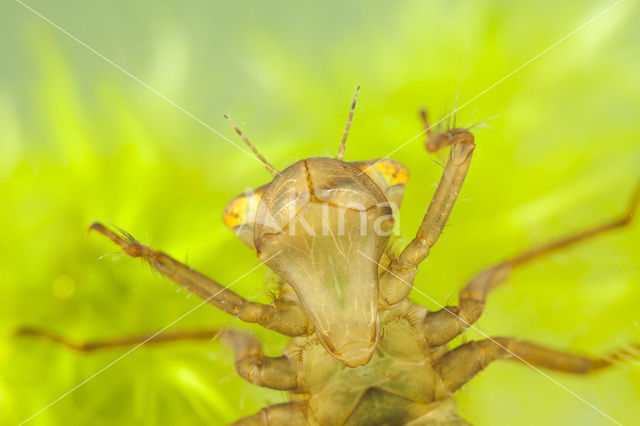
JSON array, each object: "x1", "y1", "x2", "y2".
[
  {"x1": 373, "y1": 160, "x2": 409, "y2": 186},
  {"x1": 223, "y1": 186, "x2": 265, "y2": 228},
  {"x1": 351, "y1": 159, "x2": 409, "y2": 190},
  {"x1": 223, "y1": 195, "x2": 249, "y2": 228}
]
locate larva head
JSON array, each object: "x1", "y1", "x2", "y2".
[{"x1": 223, "y1": 157, "x2": 408, "y2": 367}]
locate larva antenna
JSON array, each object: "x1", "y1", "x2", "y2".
[
  {"x1": 336, "y1": 86, "x2": 360, "y2": 161},
  {"x1": 224, "y1": 115, "x2": 278, "y2": 177}
]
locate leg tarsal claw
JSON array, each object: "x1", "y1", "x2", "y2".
[{"x1": 89, "y1": 222, "x2": 146, "y2": 257}]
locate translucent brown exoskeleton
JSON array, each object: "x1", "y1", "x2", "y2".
[{"x1": 19, "y1": 89, "x2": 640, "y2": 425}]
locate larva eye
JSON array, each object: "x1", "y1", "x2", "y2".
[
  {"x1": 350, "y1": 158, "x2": 409, "y2": 208},
  {"x1": 223, "y1": 185, "x2": 266, "y2": 249}
]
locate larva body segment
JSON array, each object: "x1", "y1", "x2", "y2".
[{"x1": 281, "y1": 299, "x2": 460, "y2": 425}]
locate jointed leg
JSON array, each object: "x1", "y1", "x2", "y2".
[
  {"x1": 18, "y1": 326, "x2": 301, "y2": 390},
  {"x1": 423, "y1": 185, "x2": 640, "y2": 347},
  {"x1": 232, "y1": 402, "x2": 309, "y2": 426},
  {"x1": 89, "y1": 223, "x2": 311, "y2": 337},
  {"x1": 221, "y1": 330, "x2": 302, "y2": 392},
  {"x1": 436, "y1": 337, "x2": 638, "y2": 395},
  {"x1": 15, "y1": 327, "x2": 221, "y2": 351},
  {"x1": 380, "y1": 111, "x2": 475, "y2": 305}
]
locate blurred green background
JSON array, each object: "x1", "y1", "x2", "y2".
[{"x1": 1, "y1": 0, "x2": 639, "y2": 425}]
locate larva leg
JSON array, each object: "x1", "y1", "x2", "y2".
[
  {"x1": 380, "y1": 114, "x2": 475, "y2": 305},
  {"x1": 89, "y1": 223, "x2": 311, "y2": 337},
  {"x1": 436, "y1": 337, "x2": 638, "y2": 395},
  {"x1": 221, "y1": 330, "x2": 301, "y2": 391},
  {"x1": 15, "y1": 327, "x2": 220, "y2": 351},
  {"x1": 423, "y1": 185, "x2": 640, "y2": 347},
  {"x1": 231, "y1": 402, "x2": 309, "y2": 426},
  {"x1": 17, "y1": 327, "x2": 300, "y2": 390}
]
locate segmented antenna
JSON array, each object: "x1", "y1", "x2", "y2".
[
  {"x1": 336, "y1": 86, "x2": 360, "y2": 161},
  {"x1": 224, "y1": 115, "x2": 278, "y2": 177}
]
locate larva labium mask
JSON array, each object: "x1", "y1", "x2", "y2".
[{"x1": 224, "y1": 157, "x2": 408, "y2": 367}]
